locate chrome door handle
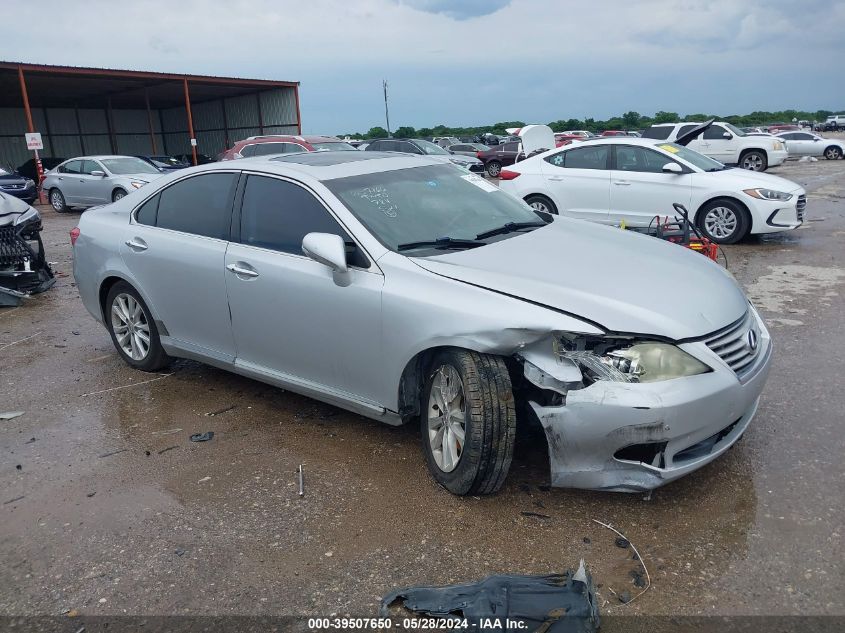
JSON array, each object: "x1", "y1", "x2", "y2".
[
  {"x1": 614, "y1": 181, "x2": 631, "y2": 186},
  {"x1": 125, "y1": 238, "x2": 148, "y2": 251},
  {"x1": 226, "y1": 263, "x2": 259, "y2": 278},
  {"x1": 548, "y1": 176, "x2": 566, "y2": 181}
]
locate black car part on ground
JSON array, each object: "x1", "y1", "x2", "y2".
[
  {"x1": 380, "y1": 565, "x2": 599, "y2": 633},
  {"x1": 0, "y1": 206, "x2": 55, "y2": 306}
]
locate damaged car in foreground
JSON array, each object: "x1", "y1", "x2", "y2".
[
  {"x1": 72, "y1": 152, "x2": 772, "y2": 495},
  {"x1": 1, "y1": 193, "x2": 55, "y2": 306}
]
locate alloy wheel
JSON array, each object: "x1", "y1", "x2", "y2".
[
  {"x1": 825, "y1": 147, "x2": 841, "y2": 160},
  {"x1": 529, "y1": 200, "x2": 550, "y2": 213},
  {"x1": 111, "y1": 293, "x2": 150, "y2": 361},
  {"x1": 704, "y1": 206, "x2": 738, "y2": 240},
  {"x1": 427, "y1": 364, "x2": 467, "y2": 473},
  {"x1": 50, "y1": 191, "x2": 63, "y2": 211},
  {"x1": 741, "y1": 154, "x2": 764, "y2": 170},
  {"x1": 113, "y1": 190, "x2": 126, "y2": 201}
]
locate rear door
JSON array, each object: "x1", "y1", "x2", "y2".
[
  {"x1": 539, "y1": 144, "x2": 611, "y2": 222},
  {"x1": 224, "y1": 173, "x2": 384, "y2": 402},
  {"x1": 609, "y1": 145, "x2": 692, "y2": 226},
  {"x1": 120, "y1": 172, "x2": 239, "y2": 362}
]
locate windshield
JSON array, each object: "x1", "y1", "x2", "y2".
[
  {"x1": 724, "y1": 123, "x2": 746, "y2": 137},
  {"x1": 413, "y1": 140, "x2": 451, "y2": 155},
  {"x1": 324, "y1": 164, "x2": 545, "y2": 252},
  {"x1": 101, "y1": 157, "x2": 160, "y2": 175},
  {"x1": 654, "y1": 143, "x2": 727, "y2": 171},
  {"x1": 310, "y1": 142, "x2": 358, "y2": 152}
]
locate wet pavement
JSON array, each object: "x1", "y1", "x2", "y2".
[{"x1": 1, "y1": 158, "x2": 844, "y2": 621}]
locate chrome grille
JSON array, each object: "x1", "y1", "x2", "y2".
[
  {"x1": 703, "y1": 311, "x2": 760, "y2": 377},
  {"x1": 796, "y1": 194, "x2": 806, "y2": 222},
  {"x1": 1, "y1": 183, "x2": 25, "y2": 190}
]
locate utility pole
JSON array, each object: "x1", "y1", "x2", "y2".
[{"x1": 383, "y1": 79, "x2": 391, "y2": 138}]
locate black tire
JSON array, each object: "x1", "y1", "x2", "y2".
[
  {"x1": 824, "y1": 146, "x2": 842, "y2": 160},
  {"x1": 696, "y1": 198, "x2": 750, "y2": 245},
  {"x1": 420, "y1": 349, "x2": 516, "y2": 496},
  {"x1": 485, "y1": 160, "x2": 502, "y2": 178},
  {"x1": 104, "y1": 281, "x2": 170, "y2": 372},
  {"x1": 112, "y1": 188, "x2": 128, "y2": 202},
  {"x1": 49, "y1": 188, "x2": 68, "y2": 213},
  {"x1": 739, "y1": 150, "x2": 768, "y2": 172},
  {"x1": 525, "y1": 194, "x2": 558, "y2": 215}
]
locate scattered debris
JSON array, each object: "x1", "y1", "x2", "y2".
[
  {"x1": 591, "y1": 519, "x2": 651, "y2": 606},
  {"x1": 521, "y1": 511, "x2": 551, "y2": 520},
  {"x1": 198, "y1": 476, "x2": 211, "y2": 483},
  {"x1": 298, "y1": 464, "x2": 305, "y2": 497},
  {"x1": 15, "y1": 464, "x2": 21, "y2": 470},
  {"x1": 151, "y1": 428, "x2": 182, "y2": 436},
  {"x1": 614, "y1": 537, "x2": 630, "y2": 549},
  {"x1": 79, "y1": 372, "x2": 173, "y2": 397},
  {"x1": 86, "y1": 492, "x2": 96, "y2": 498},
  {"x1": 4, "y1": 495, "x2": 25, "y2": 504},
  {"x1": 98, "y1": 448, "x2": 128, "y2": 458},
  {"x1": 583, "y1": 537, "x2": 591, "y2": 544},
  {"x1": 190, "y1": 431, "x2": 214, "y2": 442},
  {"x1": 381, "y1": 563, "x2": 600, "y2": 632},
  {"x1": 0, "y1": 411, "x2": 24, "y2": 420},
  {"x1": 25, "y1": 437, "x2": 36, "y2": 444},
  {"x1": 205, "y1": 405, "x2": 236, "y2": 417},
  {"x1": 64, "y1": 608, "x2": 79, "y2": 617},
  {"x1": 630, "y1": 570, "x2": 647, "y2": 588},
  {"x1": 0, "y1": 331, "x2": 43, "y2": 351},
  {"x1": 157, "y1": 445, "x2": 179, "y2": 454},
  {"x1": 175, "y1": 548, "x2": 186, "y2": 557},
  {"x1": 618, "y1": 590, "x2": 632, "y2": 604},
  {"x1": 71, "y1": 331, "x2": 80, "y2": 335}
]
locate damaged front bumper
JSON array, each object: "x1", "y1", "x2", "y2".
[
  {"x1": 520, "y1": 312, "x2": 772, "y2": 492},
  {"x1": 0, "y1": 213, "x2": 55, "y2": 306}
]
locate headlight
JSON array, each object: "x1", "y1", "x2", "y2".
[
  {"x1": 554, "y1": 336, "x2": 710, "y2": 384},
  {"x1": 25, "y1": 179, "x2": 35, "y2": 188},
  {"x1": 130, "y1": 180, "x2": 146, "y2": 189},
  {"x1": 773, "y1": 141, "x2": 784, "y2": 150},
  {"x1": 743, "y1": 188, "x2": 792, "y2": 201}
]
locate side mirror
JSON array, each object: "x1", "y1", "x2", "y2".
[
  {"x1": 662, "y1": 162, "x2": 683, "y2": 174},
  {"x1": 302, "y1": 233, "x2": 348, "y2": 273},
  {"x1": 90, "y1": 170, "x2": 106, "y2": 177},
  {"x1": 722, "y1": 132, "x2": 733, "y2": 139},
  {"x1": 233, "y1": 152, "x2": 243, "y2": 159}
]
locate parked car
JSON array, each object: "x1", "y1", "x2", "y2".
[
  {"x1": 0, "y1": 165, "x2": 37, "y2": 204},
  {"x1": 767, "y1": 124, "x2": 800, "y2": 134},
  {"x1": 15, "y1": 157, "x2": 66, "y2": 182},
  {"x1": 561, "y1": 130, "x2": 596, "y2": 139},
  {"x1": 822, "y1": 114, "x2": 845, "y2": 131},
  {"x1": 41, "y1": 156, "x2": 165, "y2": 212},
  {"x1": 174, "y1": 153, "x2": 215, "y2": 165},
  {"x1": 220, "y1": 135, "x2": 357, "y2": 161},
  {"x1": 364, "y1": 138, "x2": 484, "y2": 172},
  {"x1": 600, "y1": 130, "x2": 628, "y2": 137},
  {"x1": 775, "y1": 132, "x2": 844, "y2": 160},
  {"x1": 135, "y1": 155, "x2": 190, "y2": 171},
  {"x1": 498, "y1": 137, "x2": 805, "y2": 244},
  {"x1": 554, "y1": 134, "x2": 583, "y2": 147},
  {"x1": 0, "y1": 195, "x2": 54, "y2": 303},
  {"x1": 641, "y1": 121, "x2": 787, "y2": 171},
  {"x1": 72, "y1": 150, "x2": 772, "y2": 494},
  {"x1": 476, "y1": 141, "x2": 524, "y2": 177},
  {"x1": 433, "y1": 136, "x2": 461, "y2": 148},
  {"x1": 447, "y1": 143, "x2": 490, "y2": 157}
]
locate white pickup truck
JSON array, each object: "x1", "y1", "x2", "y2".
[{"x1": 642, "y1": 121, "x2": 788, "y2": 171}]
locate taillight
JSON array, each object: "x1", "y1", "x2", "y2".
[
  {"x1": 499, "y1": 169, "x2": 520, "y2": 180},
  {"x1": 70, "y1": 227, "x2": 80, "y2": 246},
  {"x1": 476, "y1": 151, "x2": 483, "y2": 158}
]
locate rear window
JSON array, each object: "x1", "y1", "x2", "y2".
[{"x1": 641, "y1": 126, "x2": 672, "y2": 140}]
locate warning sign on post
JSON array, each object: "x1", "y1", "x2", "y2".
[{"x1": 25, "y1": 132, "x2": 43, "y2": 151}]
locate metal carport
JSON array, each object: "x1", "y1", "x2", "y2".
[{"x1": 0, "y1": 62, "x2": 301, "y2": 176}]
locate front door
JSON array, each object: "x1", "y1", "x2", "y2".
[
  {"x1": 224, "y1": 174, "x2": 384, "y2": 403},
  {"x1": 608, "y1": 145, "x2": 693, "y2": 227},
  {"x1": 539, "y1": 144, "x2": 611, "y2": 223},
  {"x1": 697, "y1": 125, "x2": 736, "y2": 163},
  {"x1": 120, "y1": 171, "x2": 239, "y2": 362}
]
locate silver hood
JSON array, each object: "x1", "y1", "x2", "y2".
[{"x1": 412, "y1": 218, "x2": 748, "y2": 340}]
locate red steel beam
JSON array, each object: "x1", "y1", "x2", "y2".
[
  {"x1": 183, "y1": 78, "x2": 197, "y2": 166},
  {"x1": 294, "y1": 84, "x2": 302, "y2": 134},
  {"x1": 17, "y1": 66, "x2": 35, "y2": 133},
  {"x1": 144, "y1": 88, "x2": 158, "y2": 154}
]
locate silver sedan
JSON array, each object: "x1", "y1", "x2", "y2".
[
  {"x1": 42, "y1": 156, "x2": 165, "y2": 212},
  {"x1": 775, "y1": 132, "x2": 845, "y2": 160},
  {"x1": 71, "y1": 152, "x2": 772, "y2": 495}
]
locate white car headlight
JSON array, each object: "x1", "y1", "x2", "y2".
[
  {"x1": 554, "y1": 336, "x2": 710, "y2": 384},
  {"x1": 25, "y1": 178, "x2": 35, "y2": 188},
  {"x1": 743, "y1": 188, "x2": 792, "y2": 201},
  {"x1": 130, "y1": 180, "x2": 147, "y2": 189},
  {"x1": 773, "y1": 140, "x2": 784, "y2": 150}
]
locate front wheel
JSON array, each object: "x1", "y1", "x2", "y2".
[
  {"x1": 525, "y1": 194, "x2": 558, "y2": 215},
  {"x1": 105, "y1": 281, "x2": 170, "y2": 372},
  {"x1": 112, "y1": 188, "x2": 128, "y2": 202},
  {"x1": 697, "y1": 199, "x2": 750, "y2": 244},
  {"x1": 50, "y1": 188, "x2": 68, "y2": 213},
  {"x1": 485, "y1": 160, "x2": 502, "y2": 178},
  {"x1": 421, "y1": 349, "x2": 516, "y2": 496},
  {"x1": 740, "y1": 150, "x2": 768, "y2": 171},
  {"x1": 824, "y1": 146, "x2": 843, "y2": 160}
]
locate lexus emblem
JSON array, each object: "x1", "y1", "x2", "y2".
[{"x1": 747, "y1": 329, "x2": 759, "y2": 352}]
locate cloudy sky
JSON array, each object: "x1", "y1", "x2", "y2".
[{"x1": 2, "y1": 0, "x2": 843, "y2": 133}]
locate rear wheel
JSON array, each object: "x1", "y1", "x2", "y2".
[
  {"x1": 420, "y1": 349, "x2": 516, "y2": 496},
  {"x1": 105, "y1": 281, "x2": 170, "y2": 372},
  {"x1": 49, "y1": 188, "x2": 67, "y2": 213},
  {"x1": 485, "y1": 160, "x2": 502, "y2": 178},
  {"x1": 824, "y1": 146, "x2": 842, "y2": 160},
  {"x1": 525, "y1": 194, "x2": 558, "y2": 215},
  {"x1": 697, "y1": 199, "x2": 750, "y2": 244},
  {"x1": 740, "y1": 150, "x2": 767, "y2": 171}
]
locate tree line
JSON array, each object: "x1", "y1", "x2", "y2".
[{"x1": 341, "y1": 109, "x2": 842, "y2": 140}]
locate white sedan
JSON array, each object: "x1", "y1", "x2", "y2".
[
  {"x1": 775, "y1": 132, "x2": 844, "y2": 160},
  {"x1": 498, "y1": 137, "x2": 806, "y2": 244}
]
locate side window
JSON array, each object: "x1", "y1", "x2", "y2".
[
  {"x1": 366, "y1": 141, "x2": 384, "y2": 151},
  {"x1": 703, "y1": 126, "x2": 728, "y2": 140},
  {"x1": 136, "y1": 194, "x2": 160, "y2": 226},
  {"x1": 562, "y1": 145, "x2": 609, "y2": 170},
  {"x1": 641, "y1": 127, "x2": 672, "y2": 140},
  {"x1": 61, "y1": 160, "x2": 82, "y2": 174},
  {"x1": 239, "y1": 175, "x2": 368, "y2": 267},
  {"x1": 240, "y1": 144, "x2": 256, "y2": 157},
  {"x1": 282, "y1": 143, "x2": 307, "y2": 154},
  {"x1": 381, "y1": 141, "x2": 399, "y2": 152},
  {"x1": 156, "y1": 173, "x2": 237, "y2": 239},
  {"x1": 81, "y1": 160, "x2": 100, "y2": 175},
  {"x1": 503, "y1": 142, "x2": 520, "y2": 152},
  {"x1": 400, "y1": 142, "x2": 422, "y2": 154},
  {"x1": 641, "y1": 148, "x2": 678, "y2": 172},
  {"x1": 252, "y1": 143, "x2": 284, "y2": 156},
  {"x1": 616, "y1": 146, "x2": 678, "y2": 173},
  {"x1": 780, "y1": 133, "x2": 797, "y2": 140},
  {"x1": 794, "y1": 133, "x2": 814, "y2": 140}
]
